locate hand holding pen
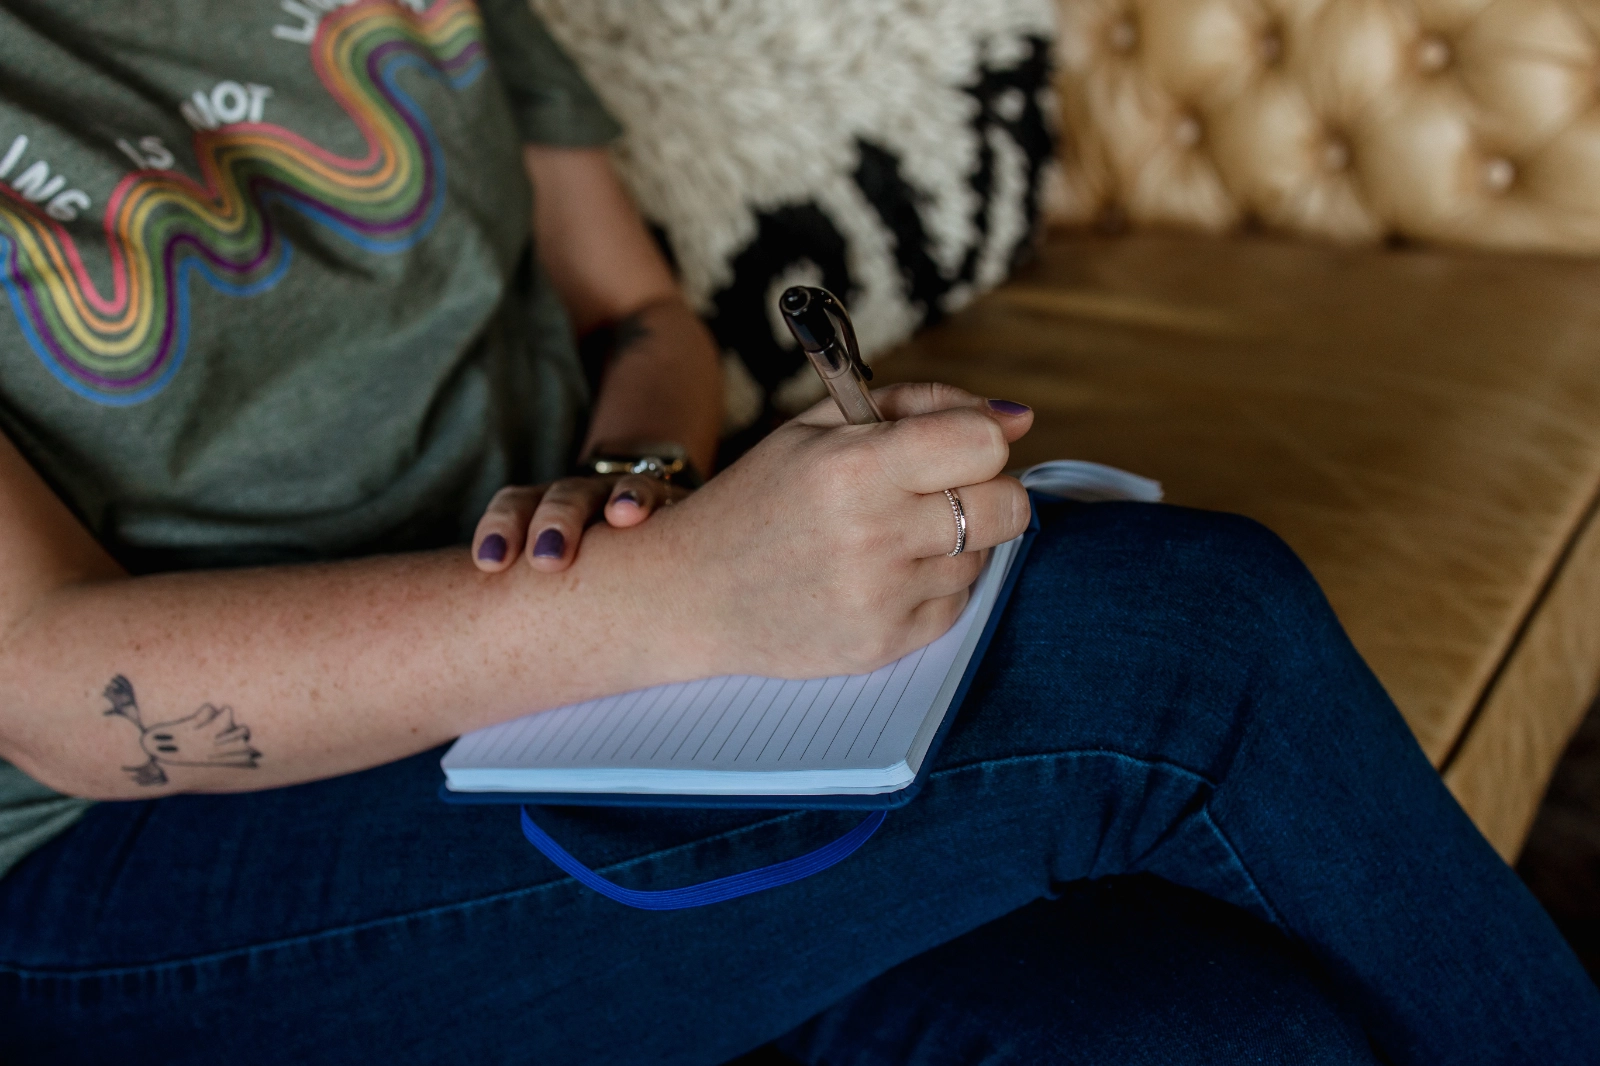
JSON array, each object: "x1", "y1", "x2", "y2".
[{"x1": 781, "y1": 285, "x2": 974, "y2": 556}]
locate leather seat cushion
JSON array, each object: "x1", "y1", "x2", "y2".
[{"x1": 876, "y1": 230, "x2": 1600, "y2": 858}]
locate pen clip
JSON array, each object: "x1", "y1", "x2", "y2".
[
  {"x1": 819, "y1": 290, "x2": 873, "y2": 382},
  {"x1": 779, "y1": 285, "x2": 884, "y2": 426}
]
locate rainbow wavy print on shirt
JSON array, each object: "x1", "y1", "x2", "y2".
[{"x1": 0, "y1": 0, "x2": 486, "y2": 406}]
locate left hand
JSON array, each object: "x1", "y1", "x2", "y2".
[
  {"x1": 471, "y1": 473, "x2": 690, "y2": 573},
  {"x1": 483, "y1": 145, "x2": 717, "y2": 574}
]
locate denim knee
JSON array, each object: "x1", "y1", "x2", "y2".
[
  {"x1": 1028, "y1": 502, "x2": 1343, "y2": 667},
  {"x1": 1032, "y1": 501, "x2": 1325, "y2": 621},
  {"x1": 975, "y1": 501, "x2": 1362, "y2": 766},
  {"x1": 775, "y1": 877, "x2": 1377, "y2": 1066}
]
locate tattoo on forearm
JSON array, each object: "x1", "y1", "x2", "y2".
[
  {"x1": 578, "y1": 308, "x2": 659, "y2": 384},
  {"x1": 610, "y1": 310, "x2": 652, "y2": 358},
  {"x1": 102, "y1": 675, "x2": 262, "y2": 786}
]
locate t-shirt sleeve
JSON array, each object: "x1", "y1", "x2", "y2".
[{"x1": 476, "y1": 0, "x2": 622, "y2": 146}]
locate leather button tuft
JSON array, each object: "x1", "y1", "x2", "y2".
[
  {"x1": 1323, "y1": 137, "x2": 1351, "y2": 172},
  {"x1": 1049, "y1": 0, "x2": 1600, "y2": 251},
  {"x1": 1260, "y1": 27, "x2": 1284, "y2": 67},
  {"x1": 1416, "y1": 35, "x2": 1451, "y2": 74},
  {"x1": 1174, "y1": 114, "x2": 1203, "y2": 148},
  {"x1": 1094, "y1": 202, "x2": 1130, "y2": 235},
  {"x1": 1483, "y1": 157, "x2": 1516, "y2": 193},
  {"x1": 1109, "y1": 16, "x2": 1138, "y2": 53}
]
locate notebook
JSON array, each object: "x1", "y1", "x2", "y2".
[{"x1": 440, "y1": 461, "x2": 1161, "y2": 809}]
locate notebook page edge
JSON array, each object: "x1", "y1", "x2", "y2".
[
  {"x1": 900, "y1": 533, "x2": 1023, "y2": 779},
  {"x1": 441, "y1": 760, "x2": 916, "y2": 795}
]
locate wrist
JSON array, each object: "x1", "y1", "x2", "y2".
[
  {"x1": 580, "y1": 300, "x2": 722, "y2": 476},
  {"x1": 500, "y1": 519, "x2": 718, "y2": 699}
]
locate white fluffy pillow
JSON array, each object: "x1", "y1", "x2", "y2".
[{"x1": 532, "y1": 0, "x2": 1058, "y2": 437}]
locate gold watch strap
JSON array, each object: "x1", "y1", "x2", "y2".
[
  {"x1": 577, "y1": 446, "x2": 703, "y2": 488},
  {"x1": 585, "y1": 455, "x2": 687, "y2": 480}
]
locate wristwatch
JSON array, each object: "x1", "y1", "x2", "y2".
[{"x1": 577, "y1": 441, "x2": 704, "y2": 489}]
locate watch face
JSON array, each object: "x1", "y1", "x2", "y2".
[{"x1": 582, "y1": 443, "x2": 702, "y2": 487}]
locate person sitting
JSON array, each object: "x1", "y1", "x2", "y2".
[{"x1": 0, "y1": 2, "x2": 1595, "y2": 1063}]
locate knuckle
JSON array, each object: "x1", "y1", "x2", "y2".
[
  {"x1": 940, "y1": 407, "x2": 1005, "y2": 464},
  {"x1": 556, "y1": 476, "x2": 606, "y2": 499},
  {"x1": 623, "y1": 475, "x2": 661, "y2": 500},
  {"x1": 834, "y1": 513, "x2": 882, "y2": 558},
  {"x1": 874, "y1": 381, "x2": 932, "y2": 419},
  {"x1": 850, "y1": 625, "x2": 903, "y2": 674},
  {"x1": 937, "y1": 590, "x2": 965, "y2": 624},
  {"x1": 878, "y1": 381, "x2": 978, "y2": 419},
  {"x1": 975, "y1": 413, "x2": 1006, "y2": 458},
  {"x1": 875, "y1": 382, "x2": 917, "y2": 406},
  {"x1": 488, "y1": 485, "x2": 532, "y2": 511},
  {"x1": 1004, "y1": 480, "x2": 1030, "y2": 536},
  {"x1": 942, "y1": 593, "x2": 966, "y2": 627},
  {"x1": 958, "y1": 552, "x2": 984, "y2": 585},
  {"x1": 534, "y1": 498, "x2": 586, "y2": 526},
  {"x1": 816, "y1": 445, "x2": 873, "y2": 497},
  {"x1": 930, "y1": 382, "x2": 978, "y2": 412}
]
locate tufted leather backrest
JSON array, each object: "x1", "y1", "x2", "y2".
[{"x1": 1049, "y1": 0, "x2": 1600, "y2": 251}]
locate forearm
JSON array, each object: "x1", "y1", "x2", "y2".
[
  {"x1": 0, "y1": 526, "x2": 687, "y2": 800},
  {"x1": 579, "y1": 297, "x2": 722, "y2": 475},
  {"x1": 522, "y1": 144, "x2": 722, "y2": 474}
]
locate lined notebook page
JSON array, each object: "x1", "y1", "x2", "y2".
[
  {"x1": 441, "y1": 461, "x2": 1161, "y2": 797},
  {"x1": 443, "y1": 534, "x2": 1022, "y2": 795}
]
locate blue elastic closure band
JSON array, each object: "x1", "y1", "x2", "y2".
[{"x1": 519, "y1": 805, "x2": 887, "y2": 910}]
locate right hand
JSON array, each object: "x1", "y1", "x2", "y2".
[{"x1": 650, "y1": 383, "x2": 1034, "y2": 680}]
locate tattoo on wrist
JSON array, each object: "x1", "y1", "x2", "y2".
[{"x1": 102, "y1": 675, "x2": 262, "y2": 787}]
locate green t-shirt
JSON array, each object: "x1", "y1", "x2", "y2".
[{"x1": 0, "y1": 0, "x2": 621, "y2": 880}]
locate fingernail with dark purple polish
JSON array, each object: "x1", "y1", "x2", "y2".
[
  {"x1": 477, "y1": 533, "x2": 507, "y2": 563},
  {"x1": 988, "y1": 398, "x2": 1031, "y2": 415},
  {"x1": 615, "y1": 490, "x2": 640, "y2": 506},
  {"x1": 533, "y1": 528, "x2": 565, "y2": 559}
]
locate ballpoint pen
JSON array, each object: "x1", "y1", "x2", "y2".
[
  {"x1": 778, "y1": 286, "x2": 884, "y2": 425},
  {"x1": 780, "y1": 285, "x2": 970, "y2": 555}
]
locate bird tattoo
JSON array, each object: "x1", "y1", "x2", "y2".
[{"x1": 102, "y1": 675, "x2": 262, "y2": 786}]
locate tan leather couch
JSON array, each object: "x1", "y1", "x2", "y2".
[{"x1": 876, "y1": 0, "x2": 1600, "y2": 861}]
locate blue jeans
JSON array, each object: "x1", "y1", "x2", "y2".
[
  {"x1": 767, "y1": 875, "x2": 1378, "y2": 1065},
  {"x1": 2, "y1": 502, "x2": 1596, "y2": 1064}
]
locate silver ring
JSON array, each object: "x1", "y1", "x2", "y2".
[{"x1": 943, "y1": 488, "x2": 967, "y2": 557}]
